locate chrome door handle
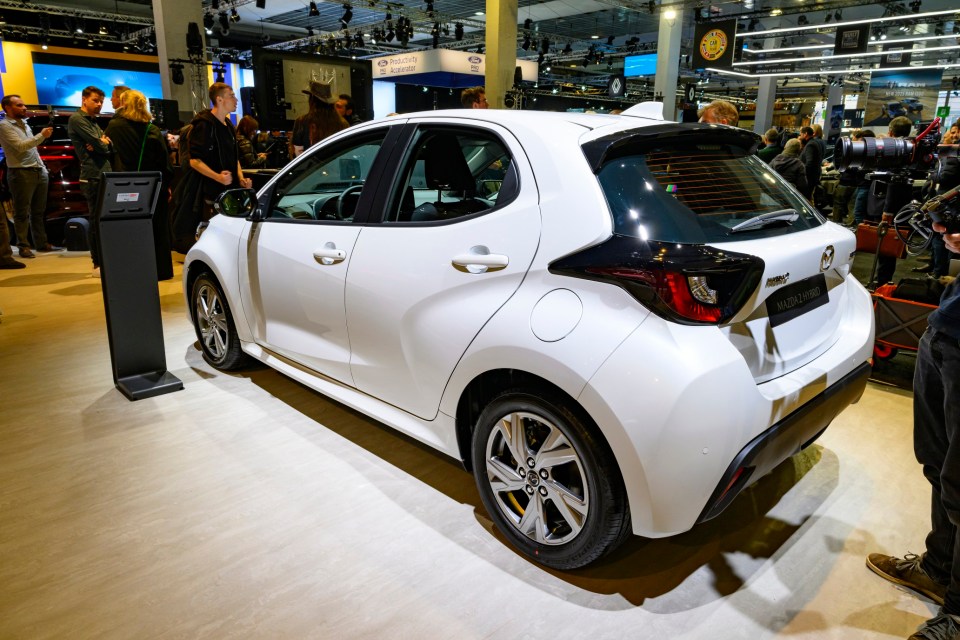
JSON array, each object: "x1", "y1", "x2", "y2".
[
  {"x1": 313, "y1": 247, "x2": 346, "y2": 265},
  {"x1": 452, "y1": 250, "x2": 509, "y2": 273}
]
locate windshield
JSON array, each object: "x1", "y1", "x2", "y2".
[{"x1": 596, "y1": 141, "x2": 822, "y2": 243}]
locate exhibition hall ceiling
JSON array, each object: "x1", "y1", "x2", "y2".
[{"x1": 3, "y1": 0, "x2": 959, "y2": 98}]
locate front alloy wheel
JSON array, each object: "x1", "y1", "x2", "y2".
[
  {"x1": 191, "y1": 273, "x2": 248, "y2": 370},
  {"x1": 472, "y1": 391, "x2": 630, "y2": 569}
]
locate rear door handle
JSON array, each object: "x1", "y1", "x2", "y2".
[{"x1": 452, "y1": 248, "x2": 509, "y2": 273}]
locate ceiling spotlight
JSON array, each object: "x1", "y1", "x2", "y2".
[
  {"x1": 218, "y1": 11, "x2": 229, "y2": 34},
  {"x1": 647, "y1": 0, "x2": 655, "y2": 14},
  {"x1": 606, "y1": 35, "x2": 614, "y2": 45},
  {"x1": 476, "y1": 44, "x2": 484, "y2": 54},
  {"x1": 40, "y1": 33, "x2": 48, "y2": 49},
  {"x1": 524, "y1": 18, "x2": 532, "y2": 30},
  {"x1": 825, "y1": 12, "x2": 832, "y2": 23},
  {"x1": 540, "y1": 37, "x2": 549, "y2": 54},
  {"x1": 454, "y1": 22, "x2": 463, "y2": 40},
  {"x1": 385, "y1": 27, "x2": 395, "y2": 41},
  {"x1": 75, "y1": 19, "x2": 84, "y2": 34},
  {"x1": 562, "y1": 42, "x2": 572, "y2": 54},
  {"x1": 340, "y1": 4, "x2": 352, "y2": 27},
  {"x1": 521, "y1": 34, "x2": 531, "y2": 50},
  {"x1": 308, "y1": 1, "x2": 319, "y2": 16},
  {"x1": 256, "y1": 0, "x2": 265, "y2": 7},
  {"x1": 203, "y1": 13, "x2": 214, "y2": 34},
  {"x1": 909, "y1": 0, "x2": 921, "y2": 13},
  {"x1": 230, "y1": 7, "x2": 240, "y2": 22},
  {"x1": 354, "y1": 32, "x2": 364, "y2": 47},
  {"x1": 798, "y1": 14, "x2": 808, "y2": 25},
  {"x1": 935, "y1": 23, "x2": 944, "y2": 36},
  {"x1": 834, "y1": 10, "x2": 842, "y2": 21},
  {"x1": 425, "y1": 0, "x2": 434, "y2": 14},
  {"x1": 98, "y1": 23, "x2": 108, "y2": 36},
  {"x1": 307, "y1": 25, "x2": 314, "y2": 36}
]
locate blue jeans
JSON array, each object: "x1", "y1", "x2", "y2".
[
  {"x1": 853, "y1": 186, "x2": 869, "y2": 225},
  {"x1": 915, "y1": 328, "x2": 960, "y2": 614},
  {"x1": 7, "y1": 167, "x2": 49, "y2": 249}
]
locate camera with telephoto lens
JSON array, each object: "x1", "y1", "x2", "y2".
[{"x1": 834, "y1": 118, "x2": 941, "y2": 177}]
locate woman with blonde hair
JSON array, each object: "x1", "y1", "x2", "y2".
[{"x1": 104, "y1": 89, "x2": 175, "y2": 279}]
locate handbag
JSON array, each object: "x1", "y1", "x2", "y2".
[{"x1": 855, "y1": 222, "x2": 907, "y2": 259}]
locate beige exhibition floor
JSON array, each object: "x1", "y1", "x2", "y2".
[{"x1": 0, "y1": 250, "x2": 933, "y2": 639}]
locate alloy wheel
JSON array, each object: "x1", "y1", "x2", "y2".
[{"x1": 484, "y1": 411, "x2": 589, "y2": 545}]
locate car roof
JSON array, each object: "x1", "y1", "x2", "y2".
[{"x1": 377, "y1": 107, "x2": 668, "y2": 133}]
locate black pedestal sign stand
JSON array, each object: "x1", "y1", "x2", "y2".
[{"x1": 98, "y1": 172, "x2": 183, "y2": 400}]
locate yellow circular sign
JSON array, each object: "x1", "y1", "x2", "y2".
[{"x1": 700, "y1": 28, "x2": 729, "y2": 62}]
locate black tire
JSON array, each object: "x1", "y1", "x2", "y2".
[
  {"x1": 471, "y1": 390, "x2": 631, "y2": 569},
  {"x1": 190, "y1": 273, "x2": 249, "y2": 370}
]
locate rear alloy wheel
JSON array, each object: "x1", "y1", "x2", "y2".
[
  {"x1": 471, "y1": 391, "x2": 630, "y2": 569},
  {"x1": 191, "y1": 273, "x2": 249, "y2": 370}
]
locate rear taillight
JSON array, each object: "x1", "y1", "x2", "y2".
[{"x1": 549, "y1": 236, "x2": 765, "y2": 325}]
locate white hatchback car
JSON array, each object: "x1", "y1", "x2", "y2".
[{"x1": 184, "y1": 107, "x2": 874, "y2": 569}]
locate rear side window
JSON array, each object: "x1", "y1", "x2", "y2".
[
  {"x1": 596, "y1": 142, "x2": 822, "y2": 243},
  {"x1": 385, "y1": 127, "x2": 516, "y2": 223}
]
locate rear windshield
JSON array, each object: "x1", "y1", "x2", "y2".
[{"x1": 595, "y1": 141, "x2": 822, "y2": 243}]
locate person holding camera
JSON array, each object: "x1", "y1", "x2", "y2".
[
  {"x1": 872, "y1": 116, "x2": 915, "y2": 286},
  {"x1": 867, "y1": 219, "x2": 960, "y2": 639},
  {"x1": 929, "y1": 123, "x2": 960, "y2": 277}
]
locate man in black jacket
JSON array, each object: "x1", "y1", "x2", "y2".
[
  {"x1": 873, "y1": 116, "x2": 915, "y2": 286},
  {"x1": 799, "y1": 126, "x2": 822, "y2": 202},
  {"x1": 67, "y1": 85, "x2": 111, "y2": 276}
]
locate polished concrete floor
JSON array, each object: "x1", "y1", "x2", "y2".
[{"x1": 0, "y1": 250, "x2": 934, "y2": 639}]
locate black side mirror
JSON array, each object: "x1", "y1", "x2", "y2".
[{"x1": 215, "y1": 188, "x2": 260, "y2": 220}]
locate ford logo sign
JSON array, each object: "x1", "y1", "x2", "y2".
[
  {"x1": 468, "y1": 55, "x2": 482, "y2": 63},
  {"x1": 377, "y1": 60, "x2": 389, "y2": 67}
]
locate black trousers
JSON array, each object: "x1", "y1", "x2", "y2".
[
  {"x1": 82, "y1": 177, "x2": 103, "y2": 268},
  {"x1": 916, "y1": 328, "x2": 960, "y2": 614}
]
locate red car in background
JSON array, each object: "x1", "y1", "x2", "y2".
[{"x1": 2, "y1": 107, "x2": 108, "y2": 246}]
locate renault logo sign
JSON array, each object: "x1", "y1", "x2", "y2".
[{"x1": 820, "y1": 245, "x2": 835, "y2": 271}]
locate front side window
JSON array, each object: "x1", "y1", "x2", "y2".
[
  {"x1": 385, "y1": 127, "x2": 515, "y2": 223},
  {"x1": 596, "y1": 141, "x2": 822, "y2": 243},
  {"x1": 267, "y1": 130, "x2": 386, "y2": 222}
]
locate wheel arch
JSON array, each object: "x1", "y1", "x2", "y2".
[{"x1": 455, "y1": 369, "x2": 612, "y2": 472}]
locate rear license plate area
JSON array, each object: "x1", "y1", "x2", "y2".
[{"x1": 766, "y1": 273, "x2": 828, "y2": 327}]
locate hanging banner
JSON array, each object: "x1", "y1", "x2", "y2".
[
  {"x1": 693, "y1": 19, "x2": 737, "y2": 70},
  {"x1": 607, "y1": 74, "x2": 626, "y2": 98},
  {"x1": 879, "y1": 44, "x2": 913, "y2": 68},
  {"x1": 864, "y1": 68, "x2": 942, "y2": 128},
  {"x1": 833, "y1": 26, "x2": 869, "y2": 55}
]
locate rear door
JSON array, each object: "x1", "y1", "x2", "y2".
[{"x1": 345, "y1": 121, "x2": 541, "y2": 420}]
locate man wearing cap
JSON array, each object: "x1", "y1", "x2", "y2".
[{"x1": 187, "y1": 82, "x2": 251, "y2": 219}]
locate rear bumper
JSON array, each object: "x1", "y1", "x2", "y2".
[{"x1": 695, "y1": 360, "x2": 871, "y2": 523}]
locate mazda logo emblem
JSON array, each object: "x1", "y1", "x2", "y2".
[{"x1": 820, "y1": 245, "x2": 835, "y2": 272}]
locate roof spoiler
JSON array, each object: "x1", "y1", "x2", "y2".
[{"x1": 620, "y1": 102, "x2": 666, "y2": 120}]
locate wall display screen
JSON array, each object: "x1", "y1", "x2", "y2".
[
  {"x1": 32, "y1": 53, "x2": 162, "y2": 112},
  {"x1": 623, "y1": 53, "x2": 657, "y2": 77}
]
